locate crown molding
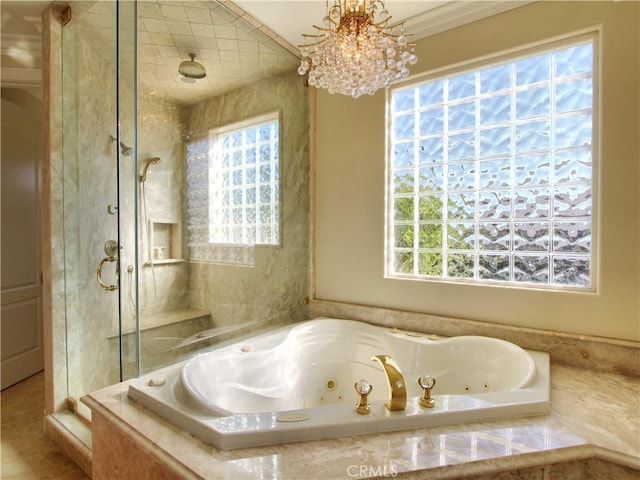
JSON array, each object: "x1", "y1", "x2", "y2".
[{"x1": 405, "y1": 1, "x2": 533, "y2": 40}]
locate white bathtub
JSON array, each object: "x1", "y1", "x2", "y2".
[{"x1": 128, "y1": 318, "x2": 550, "y2": 449}]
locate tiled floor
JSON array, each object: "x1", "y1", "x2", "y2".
[{"x1": 1, "y1": 372, "x2": 89, "y2": 480}]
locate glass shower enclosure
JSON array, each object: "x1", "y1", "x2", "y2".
[
  {"x1": 61, "y1": 1, "x2": 139, "y2": 419},
  {"x1": 57, "y1": 0, "x2": 308, "y2": 423}
]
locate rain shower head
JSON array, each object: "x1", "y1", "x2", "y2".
[
  {"x1": 109, "y1": 135, "x2": 133, "y2": 157},
  {"x1": 178, "y1": 53, "x2": 206, "y2": 81},
  {"x1": 140, "y1": 157, "x2": 161, "y2": 183}
]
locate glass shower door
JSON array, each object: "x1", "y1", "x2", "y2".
[
  {"x1": 115, "y1": 0, "x2": 141, "y2": 383},
  {"x1": 61, "y1": 1, "x2": 138, "y2": 421}
]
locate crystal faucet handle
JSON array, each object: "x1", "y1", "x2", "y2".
[
  {"x1": 418, "y1": 375, "x2": 436, "y2": 408},
  {"x1": 418, "y1": 375, "x2": 436, "y2": 390},
  {"x1": 354, "y1": 380, "x2": 373, "y2": 415},
  {"x1": 355, "y1": 379, "x2": 372, "y2": 395}
]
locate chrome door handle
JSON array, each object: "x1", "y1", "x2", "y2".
[{"x1": 97, "y1": 255, "x2": 119, "y2": 291}]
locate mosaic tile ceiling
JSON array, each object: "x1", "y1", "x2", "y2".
[{"x1": 72, "y1": 1, "x2": 299, "y2": 105}]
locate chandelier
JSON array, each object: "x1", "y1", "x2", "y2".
[{"x1": 298, "y1": 0, "x2": 417, "y2": 98}]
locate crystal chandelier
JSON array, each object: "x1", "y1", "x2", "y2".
[{"x1": 298, "y1": 0, "x2": 417, "y2": 98}]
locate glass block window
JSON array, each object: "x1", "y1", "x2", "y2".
[
  {"x1": 187, "y1": 112, "x2": 280, "y2": 260},
  {"x1": 387, "y1": 38, "x2": 596, "y2": 289}
]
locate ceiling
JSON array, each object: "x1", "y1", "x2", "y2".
[
  {"x1": 1, "y1": 1, "x2": 530, "y2": 105},
  {"x1": 69, "y1": 1, "x2": 300, "y2": 105},
  {"x1": 235, "y1": 0, "x2": 529, "y2": 48}
]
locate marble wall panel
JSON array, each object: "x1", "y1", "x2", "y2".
[
  {"x1": 443, "y1": 458, "x2": 640, "y2": 480},
  {"x1": 185, "y1": 70, "x2": 309, "y2": 331},
  {"x1": 42, "y1": 4, "x2": 69, "y2": 414},
  {"x1": 91, "y1": 409, "x2": 197, "y2": 480},
  {"x1": 61, "y1": 19, "x2": 119, "y2": 408},
  {"x1": 120, "y1": 84, "x2": 190, "y2": 333}
]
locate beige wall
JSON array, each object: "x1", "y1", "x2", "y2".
[{"x1": 314, "y1": 1, "x2": 639, "y2": 341}]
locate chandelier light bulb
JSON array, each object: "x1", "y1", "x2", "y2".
[{"x1": 298, "y1": 0, "x2": 416, "y2": 98}]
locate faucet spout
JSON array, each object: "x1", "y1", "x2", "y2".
[{"x1": 371, "y1": 355, "x2": 407, "y2": 411}]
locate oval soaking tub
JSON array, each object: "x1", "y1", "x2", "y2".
[{"x1": 128, "y1": 318, "x2": 550, "y2": 450}]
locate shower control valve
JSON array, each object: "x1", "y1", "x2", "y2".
[{"x1": 104, "y1": 239, "x2": 119, "y2": 256}]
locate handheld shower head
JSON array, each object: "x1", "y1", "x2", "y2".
[{"x1": 140, "y1": 157, "x2": 161, "y2": 183}]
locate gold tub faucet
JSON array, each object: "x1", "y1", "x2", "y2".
[{"x1": 371, "y1": 355, "x2": 407, "y2": 411}]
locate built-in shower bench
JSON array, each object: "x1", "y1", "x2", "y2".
[{"x1": 108, "y1": 308, "x2": 211, "y2": 383}]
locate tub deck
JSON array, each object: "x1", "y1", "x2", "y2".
[{"x1": 84, "y1": 362, "x2": 639, "y2": 479}]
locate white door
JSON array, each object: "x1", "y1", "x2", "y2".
[{"x1": 1, "y1": 89, "x2": 44, "y2": 389}]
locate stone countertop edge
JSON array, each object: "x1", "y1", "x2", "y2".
[{"x1": 82, "y1": 364, "x2": 640, "y2": 480}]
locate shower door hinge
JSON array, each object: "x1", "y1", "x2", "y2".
[
  {"x1": 66, "y1": 396, "x2": 78, "y2": 414},
  {"x1": 61, "y1": 7, "x2": 72, "y2": 26}
]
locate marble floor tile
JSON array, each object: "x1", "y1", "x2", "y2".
[{"x1": 1, "y1": 372, "x2": 88, "y2": 480}]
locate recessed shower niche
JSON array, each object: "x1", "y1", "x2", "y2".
[{"x1": 147, "y1": 220, "x2": 183, "y2": 264}]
